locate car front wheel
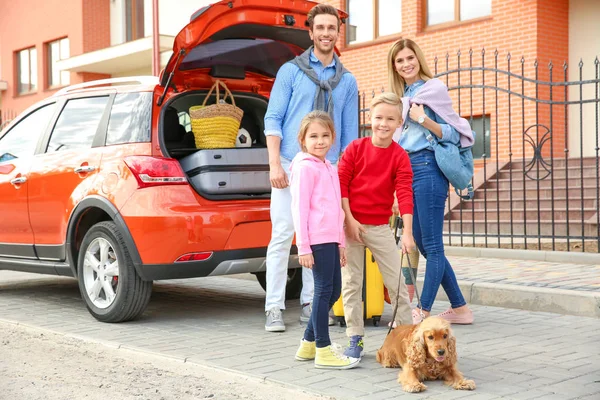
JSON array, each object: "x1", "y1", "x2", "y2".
[{"x1": 77, "y1": 221, "x2": 152, "y2": 323}]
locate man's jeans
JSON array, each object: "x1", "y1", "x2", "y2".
[
  {"x1": 410, "y1": 150, "x2": 467, "y2": 312},
  {"x1": 265, "y1": 158, "x2": 314, "y2": 311},
  {"x1": 303, "y1": 243, "x2": 341, "y2": 348}
]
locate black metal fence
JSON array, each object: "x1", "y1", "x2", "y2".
[{"x1": 358, "y1": 50, "x2": 600, "y2": 253}]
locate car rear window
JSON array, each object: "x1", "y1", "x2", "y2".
[{"x1": 106, "y1": 92, "x2": 151, "y2": 145}]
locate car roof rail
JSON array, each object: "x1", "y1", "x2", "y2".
[{"x1": 53, "y1": 76, "x2": 159, "y2": 97}]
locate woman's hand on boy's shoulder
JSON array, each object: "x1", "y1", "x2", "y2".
[{"x1": 299, "y1": 253, "x2": 314, "y2": 269}]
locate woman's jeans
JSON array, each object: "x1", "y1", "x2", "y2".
[
  {"x1": 303, "y1": 243, "x2": 341, "y2": 348},
  {"x1": 409, "y1": 150, "x2": 466, "y2": 312}
]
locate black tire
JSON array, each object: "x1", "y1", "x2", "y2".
[
  {"x1": 254, "y1": 267, "x2": 302, "y2": 300},
  {"x1": 77, "y1": 221, "x2": 152, "y2": 323}
]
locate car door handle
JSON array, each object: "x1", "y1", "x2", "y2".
[
  {"x1": 10, "y1": 176, "x2": 27, "y2": 185},
  {"x1": 74, "y1": 165, "x2": 97, "y2": 173}
]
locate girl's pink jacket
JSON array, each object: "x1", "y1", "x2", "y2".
[{"x1": 290, "y1": 152, "x2": 345, "y2": 256}]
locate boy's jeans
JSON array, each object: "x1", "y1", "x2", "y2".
[
  {"x1": 410, "y1": 150, "x2": 467, "y2": 312},
  {"x1": 341, "y1": 225, "x2": 412, "y2": 337},
  {"x1": 303, "y1": 243, "x2": 341, "y2": 348},
  {"x1": 265, "y1": 157, "x2": 314, "y2": 311}
]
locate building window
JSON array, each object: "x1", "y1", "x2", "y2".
[
  {"x1": 426, "y1": 0, "x2": 491, "y2": 27},
  {"x1": 16, "y1": 47, "x2": 37, "y2": 94},
  {"x1": 347, "y1": 0, "x2": 402, "y2": 45},
  {"x1": 470, "y1": 115, "x2": 491, "y2": 160},
  {"x1": 47, "y1": 38, "x2": 70, "y2": 88},
  {"x1": 126, "y1": 0, "x2": 145, "y2": 42}
]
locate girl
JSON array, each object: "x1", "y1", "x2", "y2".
[
  {"x1": 387, "y1": 38, "x2": 474, "y2": 325},
  {"x1": 291, "y1": 111, "x2": 360, "y2": 370}
]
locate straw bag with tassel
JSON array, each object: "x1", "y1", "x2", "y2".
[{"x1": 189, "y1": 80, "x2": 244, "y2": 149}]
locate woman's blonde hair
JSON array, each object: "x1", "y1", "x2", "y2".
[
  {"x1": 297, "y1": 110, "x2": 336, "y2": 150},
  {"x1": 387, "y1": 39, "x2": 434, "y2": 98},
  {"x1": 370, "y1": 92, "x2": 403, "y2": 117}
]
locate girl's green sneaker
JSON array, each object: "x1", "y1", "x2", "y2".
[
  {"x1": 295, "y1": 339, "x2": 316, "y2": 361},
  {"x1": 315, "y1": 345, "x2": 360, "y2": 370}
]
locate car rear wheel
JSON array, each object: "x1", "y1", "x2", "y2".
[
  {"x1": 254, "y1": 268, "x2": 302, "y2": 300},
  {"x1": 77, "y1": 221, "x2": 152, "y2": 322}
]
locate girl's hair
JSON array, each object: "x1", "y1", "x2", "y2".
[
  {"x1": 370, "y1": 92, "x2": 403, "y2": 116},
  {"x1": 387, "y1": 39, "x2": 434, "y2": 98},
  {"x1": 297, "y1": 110, "x2": 336, "y2": 149}
]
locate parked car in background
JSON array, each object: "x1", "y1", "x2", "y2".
[{"x1": 0, "y1": 0, "x2": 347, "y2": 322}]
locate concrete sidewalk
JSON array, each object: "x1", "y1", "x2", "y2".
[
  {"x1": 1, "y1": 253, "x2": 599, "y2": 399},
  {"x1": 435, "y1": 251, "x2": 600, "y2": 318}
]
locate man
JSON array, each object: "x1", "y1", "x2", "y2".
[{"x1": 263, "y1": 3, "x2": 358, "y2": 332}]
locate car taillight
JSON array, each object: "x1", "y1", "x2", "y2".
[
  {"x1": 175, "y1": 252, "x2": 213, "y2": 262},
  {"x1": 124, "y1": 156, "x2": 187, "y2": 188}
]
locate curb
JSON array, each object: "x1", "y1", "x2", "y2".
[
  {"x1": 418, "y1": 278, "x2": 600, "y2": 318},
  {"x1": 446, "y1": 246, "x2": 600, "y2": 265}
]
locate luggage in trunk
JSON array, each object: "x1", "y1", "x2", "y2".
[{"x1": 180, "y1": 148, "x2": 271, "y2": 195}]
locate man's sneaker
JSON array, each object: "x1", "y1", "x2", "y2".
[
  {"x1": 343, "y1": 335, "x2": 364, "y2": 358},
  {"x1": 315, "y1": 345, "x2": 360, "y2": 369},
  {"x1": 265, "y1": 307, "x2": 285, "y2": 332},
  {"x1": 295, "y1": 339, "x2": 316, "y2": 361},
  {"x1": 299, "y1": 303, "x2": 335, "y2": 326}
]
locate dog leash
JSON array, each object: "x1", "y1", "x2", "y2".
[{"x1": 387, "y1": 217, "x2": 424, "y2": 336}]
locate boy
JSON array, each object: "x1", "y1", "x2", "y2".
[{"x1": 337, "y1": 92, "x2": 415, "y2": 358}]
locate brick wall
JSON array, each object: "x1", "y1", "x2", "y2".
[
  {"x1": 319, "y1": 0, "x2": 570, "y2": 161},
  {"x1": 0, "y1": 0, "x2": 83, "y2": 113}
]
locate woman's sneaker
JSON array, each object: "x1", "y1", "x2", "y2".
[
  {"x1": 343, "y1": 335, "x2": 364, "y2": 358},
  {"x1": 295, "y1": 339, "x2": 316, "y2": 361},
  {"x1": 437, "y1": 307, "x2": 474, "y2": 325},
  {"x1": 315, "y1": 346, "x2": 360, "y2": 369}
]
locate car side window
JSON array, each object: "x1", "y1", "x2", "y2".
[
  {"x1": 106, "y1": 92, "x2": 152, "y2": 145},
  {"x1": 0, "y1": 103, "x2": 57, "y2": 163},
  {"x1": 47, "y1": 96, "x2": 109, "y2": 152}
]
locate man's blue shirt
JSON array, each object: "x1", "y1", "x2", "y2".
[{"x1": 264, "y1": 50, "x2": 358, "y2": 163}]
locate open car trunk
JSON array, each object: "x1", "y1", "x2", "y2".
[
  {"x1": 162, "y1": 90, "x2": 271, "y2": 200},
  {"x1": 155, "y1": 0, "x2": 348, "y2": 200}
]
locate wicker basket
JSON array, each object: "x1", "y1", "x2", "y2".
[{"x1": 190, "y1": 80, "x2": 244, "y2": 149}]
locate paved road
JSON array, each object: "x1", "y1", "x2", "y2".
[{"x1": 1, "y1": 270, "x2": 599, "y2": 399}]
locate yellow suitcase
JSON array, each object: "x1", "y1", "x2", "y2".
[{"x1": 332, "y1": 248, "x2": 385, "y2": 327}]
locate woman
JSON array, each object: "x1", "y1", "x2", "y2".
[{"x1": 387, "y1": 38, "x2": 474, "y2": 325}]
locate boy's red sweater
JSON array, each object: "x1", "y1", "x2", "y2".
[{"x1": 338, "y1": 137, "x2": 413, "y2": 225}]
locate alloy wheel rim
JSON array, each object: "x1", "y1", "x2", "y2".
[{"x1": 82, "y1": 237, "x2": 120, "y2": 309}]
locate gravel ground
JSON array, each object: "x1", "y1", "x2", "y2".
[{"x1": 0, "y1": 321, "x2": 327, "y2": 400}]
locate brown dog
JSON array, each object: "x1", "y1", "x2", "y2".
[{"x1": 376, "y1": 316, "x2": 476, "y2": 393}]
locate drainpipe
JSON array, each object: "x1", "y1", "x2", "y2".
[{"x1": 152, "y1": 0, "x2": 160, "y2": 76}]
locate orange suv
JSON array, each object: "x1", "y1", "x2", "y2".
[{"x1": 0, "y1": 0, "x2": 347, "y2": 322}]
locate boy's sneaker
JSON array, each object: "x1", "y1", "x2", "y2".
[
  {"x1": 295, "y1": 339, "x2": 316, "y2": 361},
  {"x1": 315, "y1": 345, "x2": 360, "y2": 369},
  {"x1": 299, "y1": 303, "x2": 335, "y2": 326},
  {"x1": 265, "y1": 307, "x2": 285, "y2": 332},
  {"x1": 343, "y1": 335, "x2": 364, "y2": 358}
]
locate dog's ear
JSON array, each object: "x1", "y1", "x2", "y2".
[
  {"x1": 445, "y1": 330, "x2": 458, "y2": 366},
  {"x1": 407, "y1": 328, "x2": 427, "y2": 369}
]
